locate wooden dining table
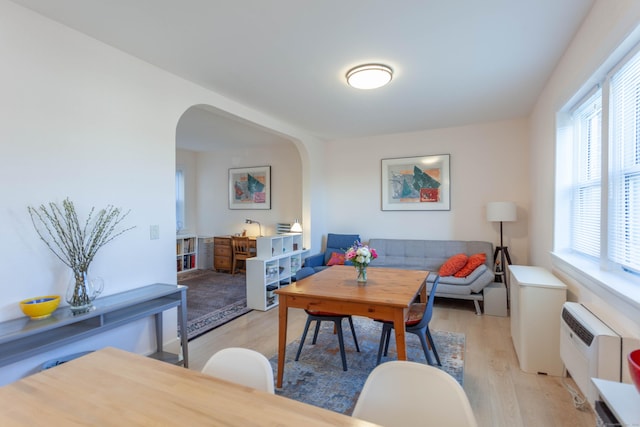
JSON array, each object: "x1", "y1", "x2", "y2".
[
  {"x1": 275, "y1": 265, "x2": 429, "y2": 388},
  {"x1": 0, "y1": 347, "x2": 381, "y2": 426}
]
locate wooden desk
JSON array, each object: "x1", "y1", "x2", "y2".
[
  {"x1": 275, "y1": 265, "x2": 428, "y2": 388},
  {"x1": 0, "y1": 347, "x2": 380, "y2": 427},
  {"x1": 214, "y1": 236, "x2": 257, "y2": 273}
]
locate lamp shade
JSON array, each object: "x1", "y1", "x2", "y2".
[
  {"x1": 290, "y1": 220, "x2": 302, "y2": 233},
  {"x1": 486, "y1": 202, "x2": 517, "y2": 222}
]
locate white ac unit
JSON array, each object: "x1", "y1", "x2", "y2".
[{"x1": 560, "y1": 302, "x2": 621, "y2": 407}]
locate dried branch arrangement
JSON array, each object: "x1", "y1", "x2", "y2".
[{"x1": 28, "y1": 198, "x2": 135, "y2": 273}]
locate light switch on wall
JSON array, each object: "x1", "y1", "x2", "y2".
[{"x1": 150, "y1": 225, "x2": 160, "y2": 240}]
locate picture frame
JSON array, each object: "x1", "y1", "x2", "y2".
[
  {"x1": 228, "y1": 166, "x2": 271, "y2": 210},
  {"x1": 381, "y1": 154, "x2": 450, "y2": 211}
]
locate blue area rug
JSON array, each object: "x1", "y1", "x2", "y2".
[{"x1": 269, "y1": 316, "x2": 465, "y2": 415}]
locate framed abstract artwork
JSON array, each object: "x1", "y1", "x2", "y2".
[
  {"x1": 381, "y1": 154, "x2": 450, "y2": 211},
  {"x1": 228, "y1": 166, "x2": 271, "y2": 210}
]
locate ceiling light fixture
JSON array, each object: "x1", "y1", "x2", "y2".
[{"x1": 346, "y1": 64, "x2": 393, "y2": 89}]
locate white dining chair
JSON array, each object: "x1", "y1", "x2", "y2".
[
  {"x1": 352, "y1": 360, "x2": 478, "y2": 427},
  {"x1": 201, "y1": 347, "x2": 275, "y2": 393}
]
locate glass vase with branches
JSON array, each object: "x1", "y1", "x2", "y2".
[{"x1": 28, "y1": 198, "x2": 134, "y2": 313}]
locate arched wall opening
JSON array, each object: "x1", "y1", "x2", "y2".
[{"x1": 174, "y1": 104, "x2": 309, "y2": 242}]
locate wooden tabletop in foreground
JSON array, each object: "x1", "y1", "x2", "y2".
[{"x1": 0, "y1": 347, "x2": 381, "y2": 427}]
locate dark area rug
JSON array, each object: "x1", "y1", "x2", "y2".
[
  {"x1": 269, "y1": 316, "x2": 464, "y2": 415},
  {"x1": 177, "y1": 269, "x2": 252, "y2": 340}
]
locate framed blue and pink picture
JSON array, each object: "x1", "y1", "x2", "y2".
[
  {"x1": 381, "y1": 154, "x2": 450, "y2": 211},
  {"x1": 229, "y1": 165, "x2": 271, "y2": 210}
]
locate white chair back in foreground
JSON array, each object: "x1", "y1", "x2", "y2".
[
  {"x1": 201, "y1": 347, "x2": 275, "y2": 394},
  {"x1": 352, "y1": 360, "x2": 477, "y2": 427}
]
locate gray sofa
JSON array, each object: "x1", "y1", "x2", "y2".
[{"x1": 368, "y1": 238, "x2": 497, "y2": 315}]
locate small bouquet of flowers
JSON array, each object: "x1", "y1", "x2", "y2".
[
  {"x1": 344, "y1": 241, "x2": 378, "y2": 282},
  {"x1": 344, "y1": 242, "x2": 378, "y2": 267}
]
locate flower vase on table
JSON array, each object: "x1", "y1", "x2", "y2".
[
  {"x1": 344, "y1": 241, "x2": 378, "y2": 284},
  {"x1": 356, "y1": 265, "x2": 368, "y2": 283},
  {"x1": 66, "y1": 270, "x2": 104, "y2": 314}
]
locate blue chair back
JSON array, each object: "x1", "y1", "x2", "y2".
[
  {"x1": 323, "y1": 233, "x2": 361, "y2": 265},
  {"x1": 414, "y1": 273, "x2": 440, "y2": 330}
]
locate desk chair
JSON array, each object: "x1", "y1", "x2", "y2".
[
  {"x1": 231, "y1": 236, "x2": 252, "y2": 275},
  {"x1": 352, "y1": 361, "x2": 478, "y2": 427},
  {"x1": 201, "y1": 347, "x2": 275, "y2": 393},
  {"x1": 376, "y1": 274, "x2": 441, "y2": 365}
]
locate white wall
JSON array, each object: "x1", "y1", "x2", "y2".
[
  {"x1": 0, "y1": 2, "x2": 185, "y2": 312},
  {"x1": 530, "y1": 0, "x2": 640, "y2": 335},
  {"x1": 324, "y1": 119, "x2": 530, "y2": 264},
  {"x1": 197, "y1": 145, "x2": 301, "y2": 236},
  {"x1": 175, "y1": 145, "x2": 302, "y2": 238},
  {"x1": 176, "y1": 149, "x2": 199, "y2": 235},
  {"x1": 0, "y1": 0, "x2": 316, "y2": 384},
  {"x1": 0, "y1": 0, "x2": 180, "y2": 383}
]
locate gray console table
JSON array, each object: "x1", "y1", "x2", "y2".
[{"x1": 0, "y1": 283, "x2": 188, "y2": 369}]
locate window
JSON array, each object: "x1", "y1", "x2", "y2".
[
  {"x1": 176, "y1": 168, "x2": 185, "y2": 232},
  {"x1": 563, "y1": 47, "x2": 640, "y2": 277},
  {"x1": 610, "y1": 52, "x2": 640, "y2": 273},
  {"x1": 571, "y1": 89, "x2": 602, "y2": 259}
]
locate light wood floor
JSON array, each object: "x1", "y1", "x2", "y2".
[{"x1": 188, "y1": 299, "x2": 595, "y2": 427}]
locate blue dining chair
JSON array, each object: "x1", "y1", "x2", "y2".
[
  {"x1": 376, "y1": 274, "x2": 441, "y2": 365},
  {"x1": 295, "y1": 310, "x2": 360, "y2": 371}
]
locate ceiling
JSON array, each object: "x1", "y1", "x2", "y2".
[{"x1": 11, "y1": 0, "x2": 595, "y2": 147}]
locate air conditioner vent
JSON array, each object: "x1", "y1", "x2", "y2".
[{"x1": 562, "y1": 306, "x2": 594, "y2": 346}]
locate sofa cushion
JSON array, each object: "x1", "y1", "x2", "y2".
[
  {"x1": 454, "y1": 253, "x2": 487, "y2": 278},
  {"x1": 327, "y1": 252, "x2": 346, "y2": 266},
  {"x1": 438, "y1": 253, "x2": 468, "y2": 276}
]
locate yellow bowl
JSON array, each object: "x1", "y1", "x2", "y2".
[{"x1": 19, "y1": 295, "x2": 60, "y2": 319}]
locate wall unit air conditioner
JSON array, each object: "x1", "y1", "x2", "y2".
[{"x1": 560, "y1": 302, "x2": 621, "y2": 407}]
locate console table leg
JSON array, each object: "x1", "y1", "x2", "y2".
[{"x1": 178, "y1": 289, "x2": 189, "y2": 368}]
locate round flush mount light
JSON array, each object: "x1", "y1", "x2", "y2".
[{"x1": 346, "y1": 64, "x2": 393, "y2": 89}]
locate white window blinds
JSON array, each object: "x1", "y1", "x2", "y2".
[
  {"x1": 571, "y1": 90, "x2": 602, "y2": 258},
  {"x1": 610, "y1": 51, "x2": 640, "y2": 272}
]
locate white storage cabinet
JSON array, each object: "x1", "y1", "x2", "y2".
[
  {"x1": 509, "y1": 265, "x2": 567, "y2": 376},
  {"x1": 197, "y1": 236, "x2": 214, "y2": 270},
  {"x1": 246, "y1": 234, "x2": 306, "y2": 311}
]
